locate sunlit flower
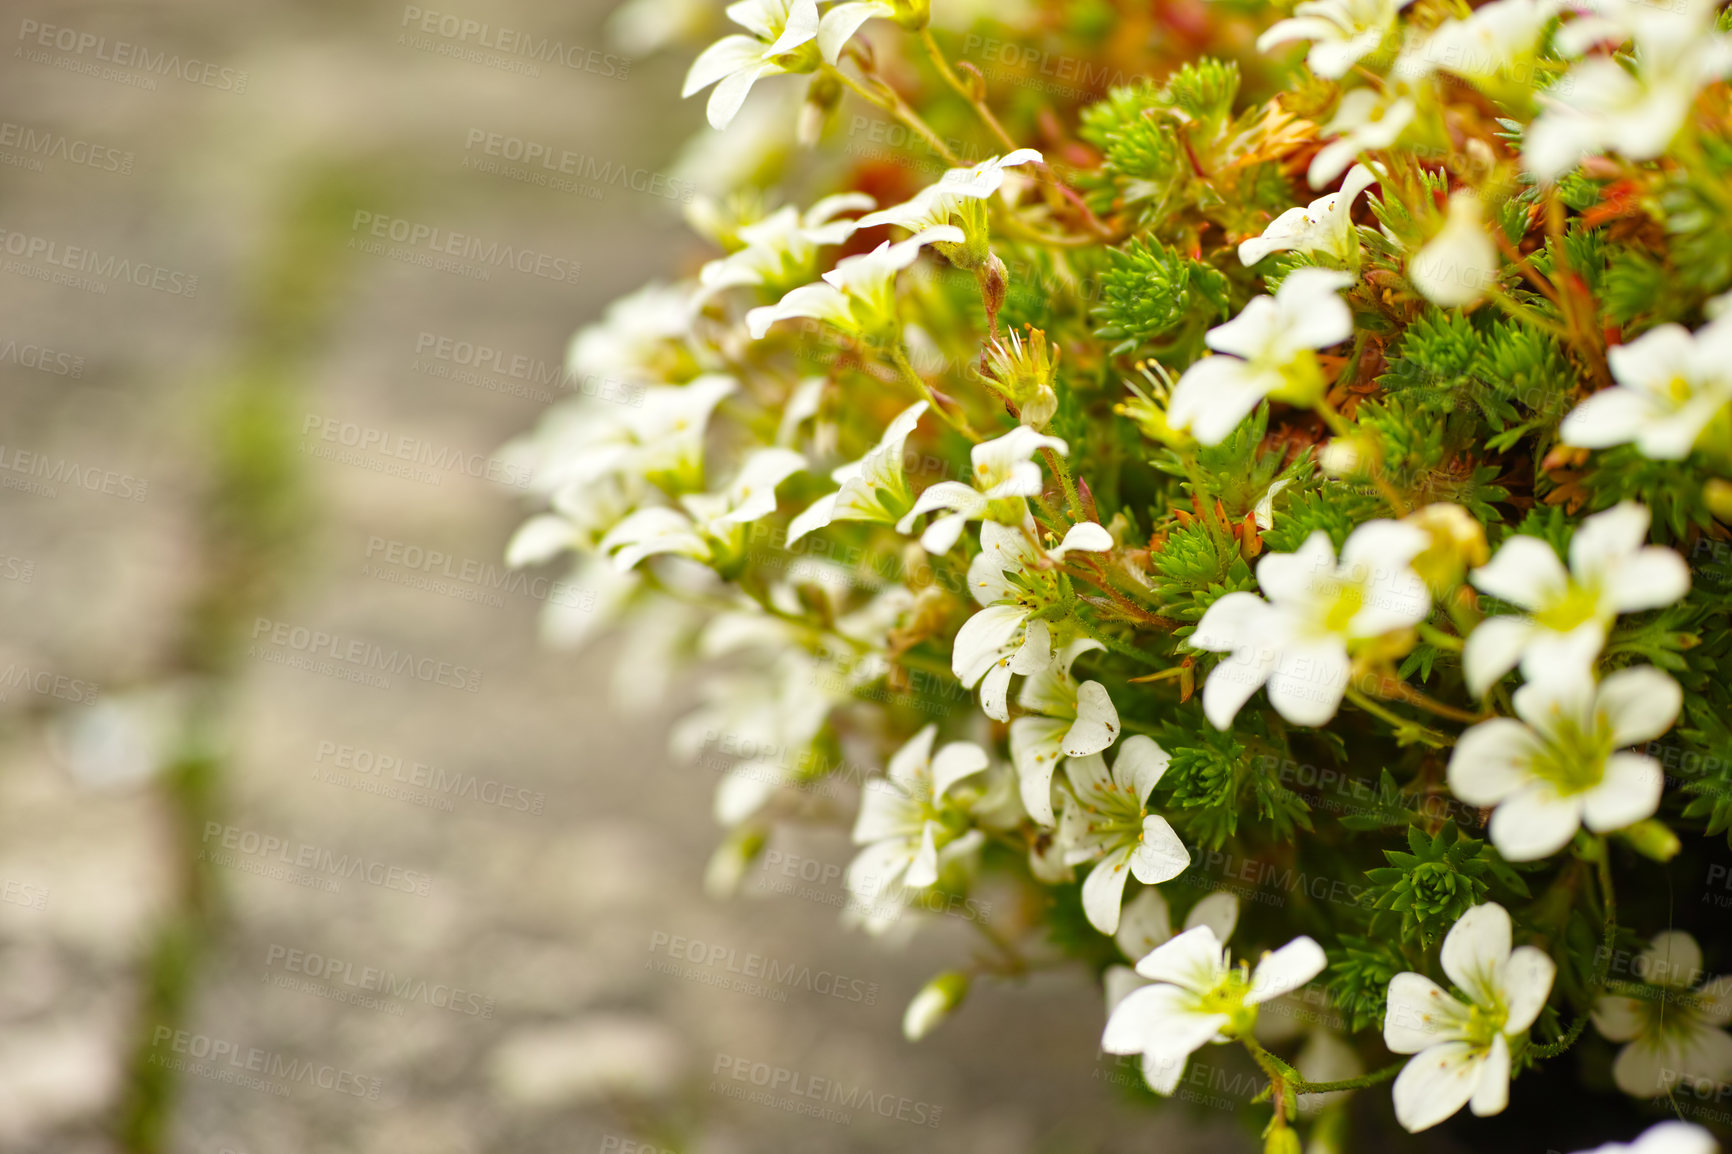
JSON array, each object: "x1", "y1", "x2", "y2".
[
  {"x1": 1167, "y1": 268, "x2": 1356, "y2": 445},
  {"x1": 1238, "y1": 164, "x2": 1379, "y2": 267},
  {"x1": 1560, "y1": 319, "x2": 1732, "y2": 460},
  {"x1": 1593, "y1": 931, "x2": 1732, "y2": 1098},
  {"x1": 1054, "y1": 737, "x2": 1190, "y2": 934},
  {"x1": 817, "y1": 0, "x2": 929, "y2": 62},
  {"x1": 745, "y1": 228, "x2": 964, "y2": 341},
  {"x1": 1009, "y1": 640, "x2": 1121, "y2": 825},
  {"x1": 682, "y1": 0, "x2": 822, "y2": 130},
  {"x1": 598, "y1": 447, "x2": 806, "y2": 569},
  {"x1": 565, "y1": 281, "x2": 699, "y2": 388},
  {"x1": 1383, "y1": 903, "x2": 1555, "y2": 1132},
  {"x1": 1420, "y1": 0, "x2": 1563, "y2": 99},
  {"x1": 856, "y1": 150, "x2": 1042, "y2": 266},
  {"x1": 1449, "y1": 665, "x2": 1679, "y2": 860},
  {"x1": 846, "y1": 725, "x2": 990, "y2": 933},
  {"x1": 1258, "y1": 0, "x2": 1418, "y2": 79},
  {"x1": 896, "y1": 426, "x2": 1069, "y2": 554},
  {"x1": 786, "y1": 401, "x2": 927, "y2": 544},
  {"x1": 952, "y1": 520, "x2": 1112, "y2": 720},
  {"x1": 698, "y1": 193, "x2": 875, "y2": 296},
  {"x1": 1192, "y1": 521, "x2": 1431, "y2": 729},
  {"x1": 1409, "y1": 192, "x2": 1500, "y2": 308},
  {"x1": 1309, "y1": 88, "x2": 1419, "y2": 188},
  {"x1": 1103, "y1": 924, "x2": 1326, "y2": 1093},
  {"x1": 1463, "y1": 502, "x2": 1690, "y2": 696}
]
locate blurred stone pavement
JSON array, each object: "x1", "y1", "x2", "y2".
[{"x1": 0, "y1": 2, "x2": 1264, "y2": 1152}]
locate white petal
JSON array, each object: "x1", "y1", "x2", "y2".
[
  {"x1": 1612, "y1": 1036, "x2": 1680, "y2": 1098},
  {"x1": 1569, "y1": 501, "x2": 1651, "y2": 575},
  {"x1": 1591, "y1": 995, "x2": 1648, "y2": 1043},
  {"x1": 904, "y1": 821, "x2": 941, "y2": 888},
  {"x1": 1440, "y1": 902, "x2": 1513, "y2": 1004},
  {"x1": 1113, "y1": 734, "x2": 1173, "y2": 800},
  {"x1": 1639, "y1": 931, "x2": 1705, "y2": 991},
  {"x1": 1063, "y1": 681, "x2": 1120, "y2": 756},
  {"x1": 1448, "y1": 718, "x2": 1542, "y2": 806},
  {"x1": 816, "y1": 0, "x2": 886, "y2": 62},
  {"x1": 1063, "y1": 751, "x2": 1113, "y2": 799},
  {"x1": 1560, "y1": 387, "x2": 1655, "y2": 449},
  {"x1": 978, "y1": 661, "x2": 1013, "y2": 723},
  {"x1": 1129, "y1": 817, "x2": 1191, "y2": 884},
  {"x1": 705, "y1": 61, "x2": 771, "y2": 131},
  {"x1": 1463, "y1": 615, "x2": 1536, "y2": 698},
  {"x1": 1193, "y1": 591, "x2": 1279, "y2": 652},
  {"x1": 931, "y1": 741, "x2": 990, "y2": 796},
  {"x1": 1246, "y1": 936, "x2": 1327, "y2": 1005},
  {"x1": 1102, "y1": 983, "x2": 1226, "y2": 1062},
  {"x1": 1115, "y1": 888, "x2": 1175, "y2": 961},
  {"x1": 1201, "y1": 646, "x2": 1279, "y2": 730},
  {"x1": 785, "y1": 491, "x2": 840, "y2": 546},
  {"x1": 1488, "y1": 786, "x2": 1584, "y2": 861},
  {"x1": 1083, "y1": 845, "x2": 1137, "y2": 933},
  {"x1": 1010, "y1": 717, "x2": 1067, "y2": 826},
  {"x1": 682, "y1": 34, "x2": 764, "y2": 96},
  {"x1": 952, "y1": 603, "x2": 1029, "y2": 685},
  {"x1": 1471, "y1": 535, "x2": 1568, "y2": 610},
  {"x1": 885, "y1": 725, "x2": 937, "y2": 793},
  {"x1": 1581, "y1": 752, "x2": 1664, "y2": 833},
  {"x1": 1500, "y1": 945, "x2": 1557, "y2": 1034},
  {"x1": 1265, "y1": 639, "x2": 1350, "y2": 727},
  {"x1": 1603, "y1": 548, "x2": 1692, "y2": 613},
  {"x1": 1385, "y1": 973, "x2": 1469, "y2": 1054},
  {"x1": 1391, "y1": 1042, "x2": 1482, "y2": 1132},
  {"x1": 1256, "y1": 531, "x2": 1336, "y2": 601},
  {"x1": 1167, "y1": 355, "x2": 1275, "y2": 445},
  {"x1": 1468, "y1": 1033, "x2": 1511, "y2": 1116},
  {"x1": 506, "y1": 514, "x2": 575, "y2": 567},
  {"x1": 1050, "y1": 521, "x2": 1113, "y2": 559},
  {"x1": 1134, "y1": 925, "x2": 1227, "y2": 993},
  {"x1": 1184, "y1": 892, "x2": 1241, "y2": 942}
]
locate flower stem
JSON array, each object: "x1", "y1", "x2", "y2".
[
  {"x1": 824, "y1": 63, "x2": 964, "y2": 167},
  {"x1": 890, "y1": 343, "x2": 979, "y2": 440},
  {"x1": 1343, "y1": 685, "x2": 1453, "y2": 748}
]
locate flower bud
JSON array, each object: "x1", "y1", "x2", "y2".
[
  {"x1": 1403, "y1": 502, "x2": 1488, "y2": 595},
  {"x1": 1318, "y1": 436, "x2": 1370, "y2": 476},
  {"x1": 1706, "y1": 479, "x2": 1732, "y2": 522},
  {"x1": 1618, "y1": 819, "x2": 1681, "y2": 862},
  {"x1": 704, "y1": 826, "x2": 768, "y2": 898},
  {"x1": 982, "y1": 325, "x2": 1061, "y2": 429},
  {"x1": 1264, "y1": 1127, "x2": 1302, "y2": 1154},
  {"x1": 903, "y1": 971, "x2": 969, "y2": 1040}
]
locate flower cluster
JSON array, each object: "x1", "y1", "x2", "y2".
[{"x1": 511, "y1": 0, "x2": 1732, "y2": 1145}]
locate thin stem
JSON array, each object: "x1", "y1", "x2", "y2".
[
  {"x1": 890, "y1": 343, "x2": 979, "y2": 440},
  {"x1": 1344, "y1": 686, "x2": 1453, "y2": 748},
  {"x1": 825, "y1": 63, "x2": 964, "y2": 167},
  {"x1": 1531, "y1": 844, "x2": 1618, "y2": 1059},
  {"x1": 919, "y1": 28, "x2": 1019, "y2": 154}
]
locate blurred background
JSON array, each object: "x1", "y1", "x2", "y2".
[{"x1": 0, "y1": 1, "x2": 1269, "y2": 1151}]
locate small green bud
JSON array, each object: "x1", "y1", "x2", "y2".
[
  {"x1": 1618, "y1": 819, "x2": 1682, "y2": 862},
  {"x1": 903, "y1": 971, "x2": 970, "y2": 1040},
  {"x1": 1264, "y1": 1125, "x2": 1302, "y2": 1154}
]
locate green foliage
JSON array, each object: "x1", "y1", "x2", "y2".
[
  {"x1": 1361, "y1": 824, "x2": 1513, "y2": 947},
  {"x1": 1093, "y1": 237, "x2": 1232, "y2": 355},
  {"x1": 1156, "y1": 724, "x2": 1312, "y2": 850},
  {"x1": 1328, "y1": 934, "x2": 1407, "y2": 1033}
]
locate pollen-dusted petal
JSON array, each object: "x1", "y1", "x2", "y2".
[
  {"x1": 1128, "y1": 816, "x2": 1190, "y2": 885},
  {"x1": 1391, "y1": 1040, "x2": 1482, "y2": 1132},
  {"x1": 1062, "y1": 681, "x2": 1120, "y2": 756},
  {"x1": 1010, "y1": 716, "x2": 1069, "y2": 826},
  {"x1": 1384, "y1": 973, "x2": 1468, "y2": 1054},
  {"x1": 1082, "y1": 845, "x2": 1137, "y2": 933},
  {"x1": 952, "y1": 603, "x2": 1029, "y2": 686},
  {"x1": 884, "y1": 725, "x2": 938, "y2": 793},
  {"x1": 1062, "y1": 751, "x2": 1113, "y2": 800},
  {"x1": 1114, "y1": 734, "x2": 1173, "y2": 800}
]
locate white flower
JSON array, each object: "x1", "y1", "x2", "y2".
[
  {"x1": 1525, "y1": 35, "x2": 1732, "y2": 182},
  {"x1": 1053, "y1": 738, "x2": 1190, "y2": 934},
  {"x1": 1115, "y1": 889, "x2": 1241, "y2": 965},
  {"x1": 1449, "y1": 665, "x2": 1679, "y2": 860},
  {"x1": 1238, "y1": 164, "x2": 1379, "y2": 267},
  {"x1": 1167, "y1": 268, "x2": 1356, "y2": 445},
  {"x1": 952, "y1": 520, "x2": 1112, "y2": 720},
  {"x1": 1409, "y1": 192, "x2": 1499, "y2": 308},
  {"x1": 598, "y1": 447, "x2": 806, "y2": 569},
  {"x1": 902, "y1": 971, "x2": 970, "y2": 1041},
  {"x1": 846, "y1": 726, "x2": 990, "y2": 933},
  {"x1": 1593, "y1": 931, "x2": 1732, "y2": 1098},
  {"x1": 1463, "y1": 502, "x2": 1690, "y2": 696},
  {"x1": 1192, "y1": 521, "x2": 1431, "y2": 729},
  {"x1": 682, "y1": 0, "x2": 821, "y2": 130},
  {"x1": 698, "y1": 193, "x2": 875, "y2": 296},
  {"x1": 1258, "y1": 0, "x2": 1419, "y2": 79},
  {"x1": 1420, "y1": 0, "x2": 1563, "y2": 91},
  {"x1": 1309, "y1": 88, "x2": 1419, "y2": 188},
  {"x1": 856, "y1": 150, "x2": 1044, "y2": 234},
  {"x1": 786, "y1": 401, "x2": 927, "y2": 544},
  {"x1": 1556, "y1": 0, "x2": 1721, "y2": 58},
  {"x1": 1009, "y1": 639, "x2": 1121, "y2": 825},
  {"x1": 1102, "y1": 924, "x2": 1326, "y2": 1093},
  {"x1": 1561, "y1": 319, "x2": 1732, "y2": 460},
  {"x1": 518, "y1": 375, "x2": 737, "y2": 499},
  {"x1": 1571, "y1": 1122, "x2": 1721, "y2": 1154},
  {"x1": 745, "y1": 228, "x2": 964, "y2": 341},
  {"x1": 1383, "y1": 902, "x2": 1556, "y2": 1132},
  {"x1": 566, "y1": 281, "x2": 697, "y2": 386},
  {"x1": 896, "y1": 426, "x2": 1069, "y2": 554}
]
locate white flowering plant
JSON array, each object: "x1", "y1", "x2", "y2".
[{"x1": 513, "y1": 0, "x2": 1732, "y2": 1146}]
